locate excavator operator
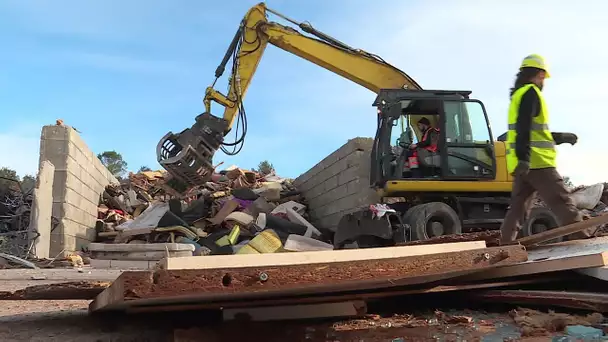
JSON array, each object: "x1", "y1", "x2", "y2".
[
  {"x1": 406, "y1": 118, "x2": 439, "y2": 176},
  {"x1": 500, "y1": 54, "x2": 594, "y2": 244}
]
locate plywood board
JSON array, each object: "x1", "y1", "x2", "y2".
[
  {"x1": 472, "y1": 290, "x2": 608, "y2": 312},
  {"x1": 460, "y1": 236, "x2": 608, "y2": 281},
  {"x1": 123, "y1": 275, "x2": 565, "y2": 314},
  {"x1": 88, "y1": 243, "x2": 194, "y2": 252},
  {"x1": 160, "y1": 241, "x2": 487, "y2": 270},
  {"x1": 516, "y1": 214, "x2": 608, "y2": 246},
  {"x1": 577, "y1": 266, "x2": 608, "y2": 281},
  {"x1": 222, "y1": 300, "x2": 366, "y2": 321},
  {"x1": 90, "y1": 245, "x2": 527, "y2": 312}
]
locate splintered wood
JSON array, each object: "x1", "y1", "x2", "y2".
[
  {"x1": 90, "y1": 244, "x2": 527, "y2": 312},
  {"x1": 461, "y1": 235, "x2": 608, "y2": 282}
]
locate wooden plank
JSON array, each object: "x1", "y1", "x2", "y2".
[
  {"x1": 460, "y1": 236, "x2": 608, "y2": 281},
  {"x1": 399, "y1": 231, "x2": 501, "y2": 247},
  {"x1": 222, "y1": 300, "x2": 366, "y2": 321},
  {"x1": 88, "y1": 243, "x2": 194, "y2": 252},
  {"x1": 91, "y1": 250, "x2": 192, "y2": 261},
  {"x1": 160, "y1": 241, "x2": 487, "y2": 270},
  {"x1": 578, "y1": 266, "x2": 608, "y2": 281},
  {"x1": 515, "y1": 214, "x2": 608, "y2": 246},
  {"x1": 471, "y1": 290, "x2": 608, "y2": 312},
  {"x1": 122, "y1": 275, "x2": 566, "y2": 314},
  {"x1": 90, "y1": 245, "x2": 527, "y2": 312}
]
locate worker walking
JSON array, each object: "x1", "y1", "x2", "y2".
[{"x1": 500, "y1": 54, "x2": 593, "y2": 244}]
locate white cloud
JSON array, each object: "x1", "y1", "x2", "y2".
[{"x1": 0, "y1": 122, "x2": 43, "y2": 177}]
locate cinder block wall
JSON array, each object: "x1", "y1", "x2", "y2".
[
  {"x1": 39, "y1": 125, "x2": 118, "y2": 256},
  {"x1": 294, "y1": 138, "x2": 380, "y2": 232}
]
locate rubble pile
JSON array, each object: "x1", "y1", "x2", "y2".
[
  {"x1": 94, "y1": 166, "x2": 332, "y2": 256},
  {"x1": 0, "y1": 179, "x2": 34, "y2": 257}
]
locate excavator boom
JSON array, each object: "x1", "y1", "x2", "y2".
[{"x1": 157, "y1": 2, "x2": 420, "y2": 188}]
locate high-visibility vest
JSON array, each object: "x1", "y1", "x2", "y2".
[
  {"x1": 421, "y1": 127, "x2": 440, "y2": 153},
  {"x1": 506, "y1": 84, "x2": 556, "y2": 174}
]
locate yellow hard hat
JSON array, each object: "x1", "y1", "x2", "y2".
[{"x1": 520, "y1": 54, "x2": 550, "y2": 78}]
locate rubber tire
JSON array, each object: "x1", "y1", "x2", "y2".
[
  {"x1": 406, "y1": 202, "x2": 462, "y2": 241},
  {"x1": 401, "y1": 204, "x2": 426, "y2": 242},
  {"x1": 520, "y1": 207, "x2": 564, "y2": 244}
]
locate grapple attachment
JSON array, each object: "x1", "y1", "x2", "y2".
[{"x1": 156, "y1": 112, "x2": 229, "y2": 188}]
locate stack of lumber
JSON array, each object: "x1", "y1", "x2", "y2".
[{"x1": 8, "y1": 215, "x2": 608, "y2": 325}]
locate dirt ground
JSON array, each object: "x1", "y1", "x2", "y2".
[
  {"x1": 0, "y1": 269, "x2": 587, "y2": 341},
  {"x1": 0, "y1": 299, "x2": 564, "y2": 342}
]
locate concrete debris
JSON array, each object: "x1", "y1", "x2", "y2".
[
  {"x1": 0, "y1": 252, "x2": 38, "y2": 269},
  {"x1": 90, "y1": 167, "x2": 325, "y2": 264},
  {"x1": 0, "y1": 176, "x2": 44, "y2": 259},
  {"x1": 509, "y1": 307, "x2": 604, "y2": 337}
]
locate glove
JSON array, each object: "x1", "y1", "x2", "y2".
[
  {"x1": 552, "y1": 132, "x2": 578, "y2": 145},
  {"x1": 512, "y1": 161, "x2": 530, "y2": 178}
]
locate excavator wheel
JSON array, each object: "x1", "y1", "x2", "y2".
[
  {"x1": 519, "y1": 207, "x2": 564, "y2": 244},
  {"x1": 404, "y1": 202, "x2": 462, "y2": 241}
]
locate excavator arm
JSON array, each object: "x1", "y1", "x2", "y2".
[{"x1": 157, "y1": 2, "x2": 421, "y2": 188}]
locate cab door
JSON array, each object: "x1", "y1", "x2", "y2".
[{"x1": 441, "y1": 100, "x2": 496, "y2": 179}]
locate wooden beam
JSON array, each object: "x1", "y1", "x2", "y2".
[
  {"x1": 460, "y1": 236, "x2": 608, "y2": 281},
  {"x1": 160, "y1": 241, "x2": 487, "y2": 270},
  {"x1": 90, "y1": 245, "x2": 527, "y2": 312},
  {"x1": 121, "y1": 275, "x2": 567, "y2": 314},
  {"x1": 399, "y1": 231, "x2": 501, "y2": 247},
  {"x1": 515, "y1": 214, "x2": 608, "y2": 246},
  {"x1": 471, "y1": 290, "x2": 608, "y2": 312}
]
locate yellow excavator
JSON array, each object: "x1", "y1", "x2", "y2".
[{"x1": 156, "y1": 3, "x2": 560, "y2": 244}]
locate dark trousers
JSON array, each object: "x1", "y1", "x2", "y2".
[{"x1": 500, "y1": 167, "x2": 594, "y2": 243}]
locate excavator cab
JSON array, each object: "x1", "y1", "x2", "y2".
[{"x1": 371, "y1": 89, "x2": 497, "y2": 187}]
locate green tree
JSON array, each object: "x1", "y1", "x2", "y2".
[
  {"x1": 20, "y1": 174, "x2": 37, "y2": 193},
  {"x1": 0, "y1": 167, "x2": 19, "y2": 191},
  {"x1": 257, "y1": 160, "x2": 275, "y2": 175},
  {"x1": 138, "y1": 166, "x2": 152, "y2": 173},
  {"x1": 97, "y1": 151, "x2": 128, "y2": 178}
]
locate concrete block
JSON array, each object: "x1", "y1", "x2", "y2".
[
  {"x1": 39, "y1": 125, "x2": 118, "y2": 256},
  {"x1": 323, "y1": 174, "x2": 339, "y2": 192},
  {"x1": 41, "y1": 125, "x2": 70, "y2": 141},
  {"x1": 89, "y1": 259, "x2": 155, "y2": 270},
  {"x1": 294, "y1": 138, "x2": 372, "y2": 187},
  {"x1": 39, "y1": 139, "x2": 69, "y2": 170}
]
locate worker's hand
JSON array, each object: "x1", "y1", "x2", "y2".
[
  {"x1": 552, "y1": 132, "x2": 578, "y2": 145},
  {"x1": 512, "y1": 161, "x2": 530, "y2": 178},
  {"x1": 409, "y1": 144, "x2": 417, "y2": 149},
  {"x1": 562, "y1": 132, "x2": 578, "y2": 145}
]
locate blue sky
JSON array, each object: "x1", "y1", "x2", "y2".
[{"x1": 1, "y1": 0, "x2": 607, "y2": 185}]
